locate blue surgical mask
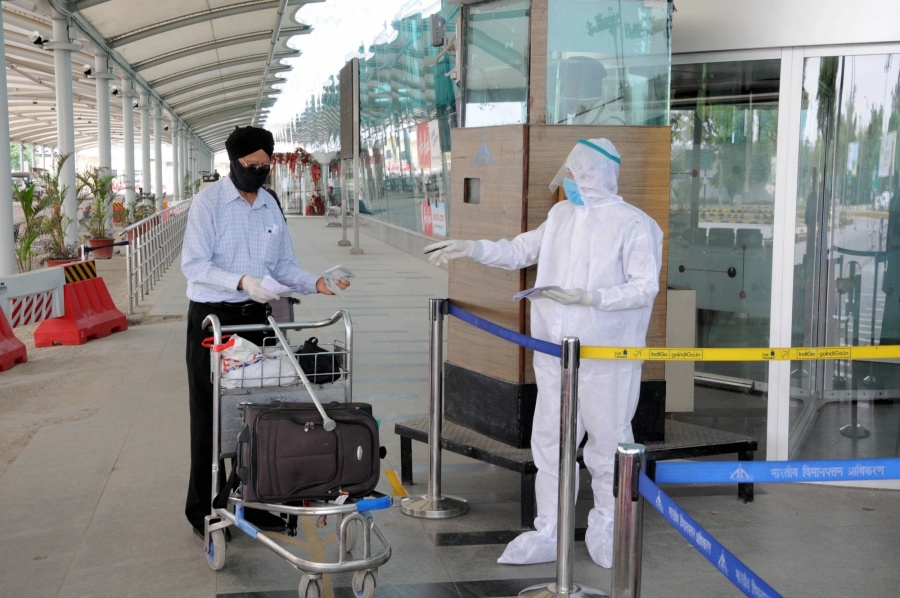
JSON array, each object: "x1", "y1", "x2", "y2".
[{"x1": 563, "y1": 177, "x2": 583, "y2": 206}]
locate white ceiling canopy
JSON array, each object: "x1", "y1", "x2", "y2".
[{"x1": 3, "y1": 0, "x2": 322, "y2": 154}]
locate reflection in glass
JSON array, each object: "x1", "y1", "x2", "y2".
[
  {"x1": 792, "y1": 53, "x2": 900, "y2": 459},
  {"x1": 547, "y1": 0, "x2": 671, "y2": 126},
  {"x1": 463, "y1": 0, "x2": 530, "y2": 127},
  {"x1": 330, "y1": 5, "x2": 459, "y2": 235},
  {"x1": 667, "y1": 59, "x2": 780, "y2": 456}
]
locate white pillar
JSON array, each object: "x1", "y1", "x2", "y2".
[
  {"x1": 173, "y1": 127, "x2": 181, "y2": 202},
  {"x1": 94, "y1": 55, "x2": 112, "y2": 173},
  {"x1": 0, "y1": 10, "x2": 17, "y2": 275},
  {"x1": 122, "y1": 77, "x2": 135, "y2": 207},
  {"x1": 179, "y1": 131, "x2": 187, "y2": 198},
  {"x1": 94, "y1": 55, "x2": 113, "y2": 234},
  {"x1": 169, "y1": 123, "x2": 177, "y2": 202},
  {"x1": 140, "y1": 89, "x2": 151, "y2": 200},
  {"x1": 153, "y1": 104, "x2": 164, "y2": 210},
  {"x1": 51, "y1": 13, "x2": 80, "y2": 247}
]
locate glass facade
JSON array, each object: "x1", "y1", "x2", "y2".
[
  {"x1": 462, "y1": 0, "x2": 530, "y2": 127},
  {"x1": 352, "y1": 4, "x2": 459, "y2": 236},
  {"x1": 547, "y1": 0, "x2": 671, "y2": 126},
  {"x1": 667, "y1": 59, "x2": 781, "y2": 455},
  {"x1": 791, "y1": 53, "x2": 900, "y2": 459}
]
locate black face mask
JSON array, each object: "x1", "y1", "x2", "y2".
[{"x1": 229, "y1": 159, "x2": 270, "y2": 192}]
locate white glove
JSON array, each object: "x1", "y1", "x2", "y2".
[
  {"x1": 241, "y1": 275, "x2": 281, "y2": 303},
  {"x1": 541, "y1": 288, "x2": 597, "y2": 307},
  {"x1": 424, "y1": 240, "x2": 478, "y2": 266}
]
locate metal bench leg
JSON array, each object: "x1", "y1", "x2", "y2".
[
  {"x1": 738, "y1": 450, "x2": 754, "y2": 503},
  {"x1": 521, "y1": 471, "x2": 536, "y2": 530},
  {"x1": 400, "y1": 436, "x2": 413, "y2": 486}
]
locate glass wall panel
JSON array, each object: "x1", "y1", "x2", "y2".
[
  {"x1": 353, "y1": 4, "x2": 458, "y2": 236},
  {"x1": 668, "y1": 59, "x2": 780, "y2": 456},
  {"x1": 547, "y1": 0, "x2": 671, "y2": 126},
  {"x1": 791, "y1": 53, "x2": 900, "y2": 459},
  {"x1": 462, "y1": 0, "x2": 530, "y2": 127}
]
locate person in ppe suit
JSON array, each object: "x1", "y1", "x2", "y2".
[{"x1": 424, "y1": 138, "x2": 662, "y2": 568}]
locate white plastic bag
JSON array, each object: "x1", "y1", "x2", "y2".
[{"x1": 214, "y1": 334, "x2": 298, "y2": 389}]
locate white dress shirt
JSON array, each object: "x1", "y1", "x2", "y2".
[{"x1": 181, "y1": 176, "x2": 319, "y2": 303}]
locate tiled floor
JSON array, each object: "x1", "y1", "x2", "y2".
[{"x1": 1, "y1": 217, "x2": 898, "y2": 598}]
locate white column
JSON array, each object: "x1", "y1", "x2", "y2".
[
  {"x1": 94, "y1": 56, "x2": 112, "y2": 173},
  {"x1": 94, "y1": 55, "x2": 113, "y2": 234},
  {"x1": 122, "y1": 77, "x2": 136, "y2": 207},
  {"x1": 51, "y1": 13, "x2": 80, "y2": 247},
  {"x1": 179, "y1": 131, "x2": 187, "y2": 198},
  {"x1": 140, "y1": 89, "x2": 151, "y2": 199},
  {"x1": 171, "y1": 119, "x2": 182, "y2": 201},
  {"x1": 0, "y1": 10, "x2": 16, "y2": 275},
  {"x1": 153, "y1": 104, "x2": 164, "y2": 210}
]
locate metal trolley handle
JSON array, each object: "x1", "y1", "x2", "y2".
[{"x1": 265, "y1": 315, "x2": 337, "y2": 431}]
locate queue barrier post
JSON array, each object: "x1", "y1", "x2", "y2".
[
  {"x1": 611, "y1": 444, "x2": 646, "y2": 598},
  {"x1": 400, "y1": 298, "x2": 469, "y2": 519},
  {"x1": 520, "y1": 337, "x2": 607, "y2": 598}
]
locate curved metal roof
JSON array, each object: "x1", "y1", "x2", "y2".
[{"x1": 3, "y1": 0, "x2": 321, "y2": 154}]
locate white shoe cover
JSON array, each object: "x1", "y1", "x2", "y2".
[
  {"x1": 497, "y1": 530, "x2": 557, "y2": 565},
  {"x1": 584, "y1": 525, "x2": 613, "y2": 569}
]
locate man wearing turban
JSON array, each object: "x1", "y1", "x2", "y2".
[{"x1": 181, "y1": 125, "x2": 349, "y2": 541}]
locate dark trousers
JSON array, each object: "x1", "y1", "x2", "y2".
[{"x1": 184, "y1": 300, "x2": 270, "y2": 529}]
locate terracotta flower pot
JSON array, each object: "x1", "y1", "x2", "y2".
[
  {"x1": 45, "y1": 258, "x2": 80, "y2": 268},
  {"x1": 87, "y1": 237, "x2": 115, "y2": 259}
]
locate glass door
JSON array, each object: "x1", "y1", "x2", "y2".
[
  {"x1": 791, "y1": 53, "x2": 900, "y2": 459},
  {"x1": 668, "y1": 58, "x2": 781, "y2": 455}
]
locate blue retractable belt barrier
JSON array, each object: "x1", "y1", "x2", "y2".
[
  {"x1": 356, "y1": 496, "x2": 392, "y2": 512},
  {"x1": 655, "y1": 457, "x2": 900, "y2": 485},
  {"x1": 447, "y1": 304, "x2": 560, "y2": 357},
  {"x1": 639, "y1": 472, "x2": 781, "y2": 598}
]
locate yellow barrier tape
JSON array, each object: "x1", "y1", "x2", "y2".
[{"x1": 579, "y1": 345, "x2": 900, "y2": 361}]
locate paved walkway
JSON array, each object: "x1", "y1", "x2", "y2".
[{"x1": 1, "y1": 216, "x2": 898, "y2": 597}]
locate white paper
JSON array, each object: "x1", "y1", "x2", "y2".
[
  {"x1": 261, "y1": 275, "x2": 300, "y2": 297},
  {"x1": 324, "y1": 265, "x2": 354, "y2": 280},
  {"x1": 513, "y1": 285, "x2": 565, "y2": 301},
  {"x1": 324, "y1": 265, "x2": 354, "y2": 296}
]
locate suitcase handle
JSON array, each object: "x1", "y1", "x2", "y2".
[{"x1": 266, "y1": 316, "x2": 337, "y2": 431}]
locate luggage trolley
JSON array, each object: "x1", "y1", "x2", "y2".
[{"x1": 202, "y1": 310, "x2": 391, "y2": 598}]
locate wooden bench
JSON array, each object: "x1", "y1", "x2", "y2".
[{"x1": 394, "y1": 418, "x2": 757, "y2": 529}]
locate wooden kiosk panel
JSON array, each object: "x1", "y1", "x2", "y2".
[{"x1": 448, "y1": 126, "x2": 528, "y2": 383}]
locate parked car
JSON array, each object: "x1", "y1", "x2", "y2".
[{"x1": 11, "y1": 172, "x2": 42, "y2": 198}]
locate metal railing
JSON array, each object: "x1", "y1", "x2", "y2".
[{"x1": 121, "y1": 200, "x2": 191, "y2": 315}]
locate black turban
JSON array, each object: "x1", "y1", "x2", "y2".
[{"x1": 225, "y1": 126, "x2": 275, "y2": 160}]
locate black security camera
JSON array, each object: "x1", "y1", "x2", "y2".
[
  {"x1": 83, "y1": 64, "x2": 93, "y2": 77},
  {"x1": 164, "y1": 125, "x2": 169, "y2": 131},
  {"x1": 111, "y1": 86, "x2": 119, "y2": 96},
  {"x1": 133, "y1": 99, "x2": 139, "y2": 109}
]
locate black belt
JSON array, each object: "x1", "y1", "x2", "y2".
[{"x1": 197, "y1": 300, "x2": 271, "y2": 317}]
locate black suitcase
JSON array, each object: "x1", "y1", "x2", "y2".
[{"x1": 234, "y1": 401, "x2": 380, "y2": 503}]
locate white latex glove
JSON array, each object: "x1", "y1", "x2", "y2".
[
  {"x1": 424, "y1": 239, "x2": 477, "y2": 266},
  {"x1": 241, "y1": 275, "x2": 281, "y2": 303},
  {"x1": 541, "y1": 288, "x2": 597, "y2": 307}
]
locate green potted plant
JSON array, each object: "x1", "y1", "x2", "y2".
[
  {"x1": 12, "y1": 181, "x2": 52, "y2": 272},
  {"x1": 40, "y1": 153, "x2": 81, "y2": 266},
  {"x1": 77, "y1": 166, "x2": 116, "y2": 259}
]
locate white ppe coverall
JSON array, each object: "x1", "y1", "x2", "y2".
[{"x1": 469, "y1": 139, "x2": 662, "y2": 567}]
